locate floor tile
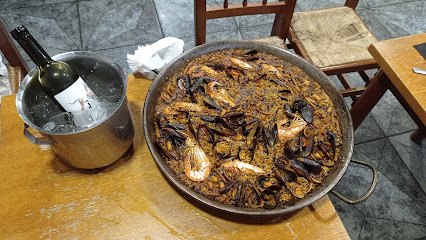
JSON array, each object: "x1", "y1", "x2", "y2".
[
  {"x1": 235, "y1": 13, "x2": 275, "y2": 29},
  {"x1": 179, "y1": 29, "x2": 243, "y2": 50},
  {"x1": 358, "y1": 171, "x2": 425, "y2": 225},
  {"x1": 353, "y1": 138, "x2": 386, "y2": 167},
  {"x1": 179, "y1": 35, "x2": 196, "y2": 52},
  {"x1": 362, "y1": 0, "x2": 411, "y2": 5},
  {"x1": 332, "y1": 164, "x2": 375, "y2": 206},
  {"x1": 389, "y1": 132, "x2": 426, "y2": 195},
  {"x1": 0, "y1": 0, "x2": 75, "y2": 9},
  {"x1": 353, "y1": 114, "x2": 386, "y2": 144},
  {"x1": 358, "y1": 217, "x2": 426, "y2": 240},
  {"x1": 379, "y1": 137, "x2": 426, "y2": 208},
  {"x1": 359, "y1": 1, "x2": 426, "y2": 39},
  {"x1": 79, "y1": 0, "x2": 163, "y2": 51},
  {"x1": 356, "y1": 9, "x2": 393, "y2": 40},
  {"x1": 154, "y1": 0, "x2": 238, "y2": 39},
  {"x1": 370, "y1": 91, "x2": 417, "y2": 136},
  {"x1": 239, "y1": 24, "x2": 275, "y2": 40},
  {"x1": 296, "y1": 0, "x2": 344, "y2": 11},
  {"x1": 0, "y1": 2, "x2": 81, "y2": 58},
  {"x1": 335, "y1": 164, "x2": 426, "y2": 223},
  {"x1": 152, "y1": 0, "x2": 194, "y2": 38},
  {"x1": 206, "y1": 28, "x2": 243, "y2": 43},
  {"x1": 94, "y1": 44, "x2": 140, "y2": 75}
]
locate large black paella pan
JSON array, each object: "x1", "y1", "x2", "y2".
[{"x1": 143, "y1": 40, "x2": 358, "y2": 217}]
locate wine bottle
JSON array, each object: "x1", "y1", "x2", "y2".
[{"x1": 11, "y1": 25, "x2": 106, "y2": 127}]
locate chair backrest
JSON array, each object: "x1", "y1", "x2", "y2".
[
  {"x1": 0, "y1": 21, "x2": 30, "y2": 87},
  {"x1": 194, "y1": 0, "x2": 297, "y2": 46}
]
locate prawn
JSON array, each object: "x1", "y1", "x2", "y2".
[
  {"x1": 163, "y1": 102, "x2": 218, "y2": 115},
  {"x1": 220, "y1": 159, "x2": 265, "y2": 174},
  {"x1": 206, "y1": 81, "x2": 236, "y2": 107},
  {"x1": 277, "y1": 115, "x2": 307, "y2": 143},
  {"x1": 186, "y1": 64, "x2": 219, "y2": 78},
  {"x1": 184, "y1": 138, "x2": 211, "y2": 182},
  {"x1": 222, "y1": 57, "x2": 254, "y2": 70},
  {"x1": 261, "y1": 63, "x2": 300, "y2": 90}
]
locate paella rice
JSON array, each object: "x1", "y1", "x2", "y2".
[{"x1": 153, "y1": 48, "x2": 342, "y2": 209}]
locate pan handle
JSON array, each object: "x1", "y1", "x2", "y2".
[{"x1": 330, "y1": 159, "x2": 378, "y2": 204}]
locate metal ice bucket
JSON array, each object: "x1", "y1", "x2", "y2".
[{"x1": 16, "y1": 51, "x2": 135, "y2": 169}]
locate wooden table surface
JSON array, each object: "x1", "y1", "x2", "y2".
[
  {"x1": 368, "y1": 33, "x2": 426, "y2": 125},
  {"x1": 0, "y1": 74, "x2": 349, "y2": 239}
]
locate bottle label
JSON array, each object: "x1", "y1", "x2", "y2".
[
  {"x1": 54, "y1": 77, "x2": 100, "y2": 112},
  {"x1": 54, "y1": 77, "x2": 106, "y2": 126}
]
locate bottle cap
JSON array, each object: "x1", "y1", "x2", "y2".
[{"x1": 10, "y1": 25, "x2": 30, "y2": 40}]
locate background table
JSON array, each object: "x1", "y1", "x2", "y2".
[
  {"x1": 0, "y1": 74, "x2": 349, "y2": 239},
  {"x1": 351, "y1": 33, "x2": 426, "y2": 143}
]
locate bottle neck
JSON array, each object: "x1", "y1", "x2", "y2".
[{"x1": 10, "y1": 26, "x2": 53, "y2": 67}]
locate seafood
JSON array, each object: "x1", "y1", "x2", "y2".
[
  {"x1": 206, "y1": 81, "x2": 236, "y2": 107},
  {"x1": 154, "y1": 48, "x2": 342, "y2": 209},
  {"x1": 163, "y1": 102, "x2": 218, "y2": 115},
  {"x1": 220, "y1": 159, "x2": 266, "y2": 174},
  {"x1": 286, "y1": 177, "x2": 312, "y2": 199},
  {"x1": 187, "y1": 64, "x2": 219, "y2": 78},
  {"x1": 261, "y1": 63, "x2": 300, "y2": 90},
  {"x1": 222, "y1": 57, "x2": 254, "y2": 70},
  {"x1": 277, "y1": 116, "x2": 307, "y2": 143},
  {"x1": 184, "y1": 138, "x2": 211, "y2": 182},
  {"x1": 261, "y1": 63, "x2": 286, "y2": 80}
]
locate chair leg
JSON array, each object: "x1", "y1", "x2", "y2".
[
  {"x1": 410, "y1": 128, "x2": 425, "y2": 145},
  {"x1": 271, "y1": 0, "x2": 297, "y2": 39},
  {"x1": 350, "y1": 69, "x2": 390, "y2": 130},
  {"x1": 194, "y1": 0, "x2": 207, "y2": 46}
]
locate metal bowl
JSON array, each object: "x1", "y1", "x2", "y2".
[{"x1": 143, "y1": 40, "x2": 353, "y2": 217}]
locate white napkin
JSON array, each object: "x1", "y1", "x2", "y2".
[
  {"x1": 127, "y1": 37, "x2": 184, "y2": 80},
  {"x1": 0, "y1": 55, "x2": 12, "y2": 103}
]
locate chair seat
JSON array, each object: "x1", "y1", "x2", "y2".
[{"x1": 290, "y1": 6, "x2": 377, "y2": 68}]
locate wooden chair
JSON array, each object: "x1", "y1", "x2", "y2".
[
  {"x1": 194, "y1": 0, "x2": 297, "y2": 49},
  {"x1": 0, "y1": 20, "x2": 30, "y2": 94},
  {"x1": 288, "y1": 0, "x2": 379, "y2": 104}
]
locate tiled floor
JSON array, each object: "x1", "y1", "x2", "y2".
[{"x1": 1, "y1": 0, "x2": 425, "y2": 239}]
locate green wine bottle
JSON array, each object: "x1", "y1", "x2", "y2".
[{"x1": 11, "y1": 25, "x2": 106, "y2": 127}]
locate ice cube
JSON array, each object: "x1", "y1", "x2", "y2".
[
  {"x1": 42, "y1": 122, "x2": 56, "y2": 131},
  {"x1": 46, "y1": 112, "x2": 78, "y2": 133},
  {"x1": 31, "y1": 103, "x2": 50, "y2": 118},
  {"x1": 51, "y1": 112, "x2": 73, "y2": 125}
]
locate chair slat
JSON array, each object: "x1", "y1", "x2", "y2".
[
  {"x1": 206, "y1": 2, "x2": 287, "y2": 19},
  {"x1": 195, "y1": 0, "x2": 295, "y2": 47},
  {"x1": 358, "y1": 70, "x2": 372, "y2": 84}
]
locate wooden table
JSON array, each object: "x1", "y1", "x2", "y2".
[
  {"x1": 351, "y1": 33, "x2": 426, "y2": 143},
  {"x1": 0, "y1": 74, "x2": 349, "y2": 239}
]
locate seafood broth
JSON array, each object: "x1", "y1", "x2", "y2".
[{"x1": 153, "y1": 48, "x2": 342, "y2": 209}]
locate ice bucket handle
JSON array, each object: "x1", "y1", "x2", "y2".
[{"x1": 23, "y1": 123, "x2": 54, "y2": 145}]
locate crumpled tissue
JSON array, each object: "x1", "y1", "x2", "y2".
[
  {"x1": 0, "y1": 55, "x2": 12, "y2": 103},
  {"x1": 127, "y1": 37, "x2": 184, "y2": 80}
]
